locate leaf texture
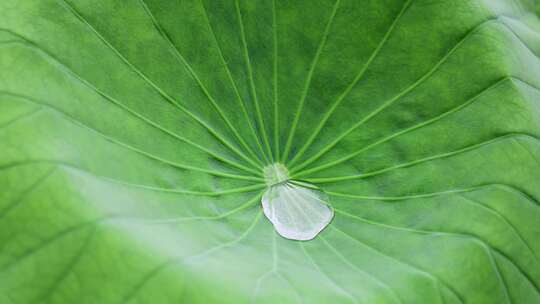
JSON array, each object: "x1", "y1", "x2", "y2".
[{"x1": 1, "y1": 0, "x2": 540, "y2": 303}]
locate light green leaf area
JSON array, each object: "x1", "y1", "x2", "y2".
[{"x1": 1, "y1": 0, "x2": 540, "y2": 303}]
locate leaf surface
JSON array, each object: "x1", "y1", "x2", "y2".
[{"x1": 1, "y1": 0, "x2": 540, "y2": 303}]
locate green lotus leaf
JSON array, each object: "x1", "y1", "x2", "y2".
[{"x1": 1, "y1": 0, "x2": 540, "y2": 303}]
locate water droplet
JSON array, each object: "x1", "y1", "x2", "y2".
[{"x1": 261, "y1": 164, "x2": 333, "y2": 241}]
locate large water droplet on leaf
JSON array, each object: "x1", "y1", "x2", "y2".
[{"x1": 261, "y1": 164, "x2": 333, "y2": 241}]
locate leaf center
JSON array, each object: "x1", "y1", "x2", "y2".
[{"x1": 263, "y1": 163, "x2": 290, "y2": 186}]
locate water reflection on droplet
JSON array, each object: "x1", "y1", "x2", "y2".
[{"x1": 262, "y1": 181, "x2": 333, "y2": 241}]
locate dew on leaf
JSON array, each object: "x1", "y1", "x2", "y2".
[{"x1": 262, "y1": 164, "x2": 334, "y2": 241}]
